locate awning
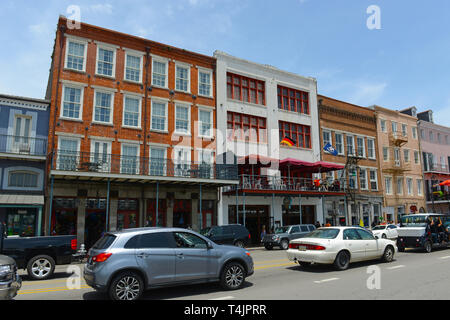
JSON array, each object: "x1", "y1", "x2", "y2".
[
  {"x1": 0, "y1": 195, "x2": 44, "y2": 206},
  {"x1": 279, "y1": 158, "x2": 344, "y2": 173}
]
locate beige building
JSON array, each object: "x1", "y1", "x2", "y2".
[{"x1": 372, "y1": 105, "x2": 426, "y2": 222}]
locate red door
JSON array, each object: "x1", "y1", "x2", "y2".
[{"x1": 117, "y1": 211, "x2": 138, "y2": 230}]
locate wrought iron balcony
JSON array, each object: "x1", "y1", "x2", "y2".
[
  {"x1": 389, "y1": 131, "x2": 408, "y2": 147},
  {"x1": 50, "y1": 151, "x2": 238, "y2": 182},
  {"x1": 423, "y1": 163, "x2": 450, "y2": 174},
  {"x1": 0, "y1": 134, "x2": 47, "y2": 157}
]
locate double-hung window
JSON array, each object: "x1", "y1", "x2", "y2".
[
  {"x1": 403, "y1": 149, "x2": 410, "y2": 163},
  {"x1": 414, "y1": 151, "x2": 420, "y2": 164},
  {"x1": 417, "y1": 179, "x2": 423, "y2": 196},
  {"x1": 199, "y1": 109, "x2": 212, "y2": 138},
  {"x1": 121, "y1": 144, "x2": 139, "y2": 175},
  {"x1": 94, "y1": 90, "x2": 114, "y2": 124},
  {"x1": 385, "y1": 177, "x2": 393, "y2": 195},
  {"x1": 149, "y1": 147, "x2": 166, "y2": 176},
  {"x1": 380, "y1": 119, "x2": 386, "y2": 132},
  {"x1": 323, "y1": 130, "x2": 331, "y2": 147},
  {"x1": 397, "y1": 177, "x2": 404, "y2": 195},
  {"x1": 367, "y1": 138, "x2": 375, "y2": 159},
  {"x1": 125, "y1": 52, "x2": 143, "y2": 83},
  {"x1": 198, "y1": 69, "x2": 212, "y2": 97},
  {"x1": 152, "y1": 58, "x2": 168, "y2": 88},
  {"x1": 123, "y1": 95, "x2": 141, "y2": 128},
  {"x1": 96, "y1": 44, "x2": 116, "y2": 78},
  {"x1": 57, "y1": 137, "x2": 79, "y2": 171},
  {"x1": 175, "y1": 104, "x2": 190, "y2": 135},
  {"x1": 359, "y1": 168, "x2": 367, "y2": 190},
  {"x1": 369, "y1": 169, "x2": 378, "y2": 190},
  {"x1": 357, "y1": 137, "x2": 365, "y2": 157},
  {"x1": 335, "y1": 133, "x2": 344, "y2": 155},
  {"x1": 176, "y1": 64, "x2": 190, "y2": 92},
  {"x1": 346, "y1": 135, "x2": 355, "y2": 156},
  {"x1": 406, "y1": 178, "x2": 413, "y2": 195},
  {"x1": 65, "y1": 37, "x2": 87, "y2": 72},
  {"x1": 151, "y1": 100, "x2": 167, "y2": 132},
  {"x1": 8, "y1": 171, "x2": 38, "y2": 188},
  {"x1": 62, "y1": 86, "x2": 83, "y2": 120}
]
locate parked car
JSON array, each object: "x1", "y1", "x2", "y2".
[
  {"x1": 0, "y1": 233, "x2": 77, "y2": 280},
  {"x1": 372, "y1": 224, "x2": 398, "y2": 240},
  {"x1": 286, "y1": 227, "x2": 397, "y2": 270},
  {"x1": 200, "y1": 224, "x2": 251, "y2": 247},
  {"x1": 84, "y1": 227, "x2": 254, "y2": 300},
  {"x1": 0, "y1": 255, "x2": 21, "y2": 300},
  {"x1": 262, "y1": 224, "x2": 316, "y2": 250}
]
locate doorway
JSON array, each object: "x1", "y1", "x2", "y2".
[
  {"x1": 85, "y1": 210, "x2": 106, "y2": 249},
  {"x1": 229, "y1": 205, "x2": 269, "y2": 245}
]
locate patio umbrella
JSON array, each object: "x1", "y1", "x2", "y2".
[{"x1": 439, "y1": 180, "x2": 450, "y2": 186}]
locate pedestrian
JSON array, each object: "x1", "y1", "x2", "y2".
[
  {"x1": 315, "y1": 221, "x2": 321, "y2": 229},
  {"x1": 260, "y1": 225, "x2": 266, "y2": 243}
]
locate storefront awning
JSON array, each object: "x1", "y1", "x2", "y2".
[{"x1": 0, "y1": 195, "x2": 44, "y2": 206}]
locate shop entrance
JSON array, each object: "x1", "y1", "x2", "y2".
[
  {"x1": 282, "y1": 205, "x2": 316, "y2": 226},
  {"x1": 52, "y1": 198, "x2": 77, "y2": 236},
  {"x1": 228, "y1": 205, "x2": 270, "y2": 245},
  {"x1": 4, "y1": 207, "x2": 38, "y2": 237},
  {"x1": 146, "y1": 199, "x2": 166, "y2": 227},
  {"x1": 85, "y1": 210, "x2": 106, "y2": 249},
  {"x1": 117, "y1": 199, "x2": 139, "y2": 230},
  {"x1": 173, "y1": 200, "x2": 192, "y2": 228}
]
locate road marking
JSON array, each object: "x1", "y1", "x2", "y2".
[
  {"x1": 18, "y1": 285, "x2": 91, "y2": 295},
  {"x1": 254, "y1": 259, "x2": 291, "y2": 265},
  {"x1": 439, "y1": 256, "x2": 450, "y2": 260},
  {"x1": 254, "y1": 262, "x2": 296, "y2": 270},
  {"x1": 209, "y1": 296, "x2": 234, "y2": 300},
  {"x1": 386, "y1": 265, "x2": 405, "y2": 270},
  {"x1": 314, "y1": 278, "x2": 339, "y2": 284}
]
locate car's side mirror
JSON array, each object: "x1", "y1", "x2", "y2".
[
  {"x1": 374, "y1": 236, "x2": 379, "y2": 239},
  {"x1": 207, "y1": 241, "x2": 214, "y2": 249}
]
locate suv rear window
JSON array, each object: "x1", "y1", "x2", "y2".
[{"x1": 92, "y1": 234, "x2": 116, "y2": 249}]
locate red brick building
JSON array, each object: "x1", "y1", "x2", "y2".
[{"x1": 44, "y1": 16, "x2": 237, "y2": 247}]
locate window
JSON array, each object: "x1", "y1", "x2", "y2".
[
  {"x1": 385, "y1": 177, "x2": 393, "y2": 194},
  {"x1": 335, "y1": 133, "x2": 344, "y2": 155},
  {"x1": 394, "y1": 148, "x2": 400, "y2": 164},
  {"x1": 346, "y1": 135, "x2": 355, "y2": 156},
  {"x1": 198, "y1": 69, "x2": 212, "y2": 97},
  {"x1": 227, "y1": 72, "x2": 265, "y2": 105},
  {"x1": 367, "y1": 138, "x2": 375, "y2": 159},
  {"x1": 125, "y1": 53, "x2": 142, "y2": 83},
  {"x1": 227, "y1": 112, "x2": 266, "y2": 143},
  {"x1": 383, "y1": 147, "x2": 389, "y2": 161},
  {"x1": 149, "y1": 147, "x2": 166, "y2": 176},
  {"x1": 151, "y1": 100, "x2": 167, "y2": 131},
  {"x1": 414, "y1": 151, "x2": 420, "y2": 164},
  {"x1": 349, "y1": 168, "x2": 357, "y2": 189},
  {"x1": 96, "y1": 46, "x2": 115, "y2": 77},
  {"x1": 123, "y1": 96, "x2": 141, "y2": 128},
  {"x1": 175, "y1": 65, "x2": 190, "y2": 92},
  {"x1": 441, "y1": 156, "x2": 446, "y2": 169},
  {"x1": 174, "y1": 232, "x2": 208, "y2": 249},
  {"x1": 198, "y1": 109, "x2": 212, "y2": 138},
  {"x1": 277, "y1": 85, "x2": 309, "y2": 114},
  {"x1": 93, "y1": 91, "x2": 114, "y2": 124},
  {"x1": 369, "y1": 169, "x2": 378, "y2": 190},
  {"x1": 139, "y1": 232, "x2": 176, "y2": 248},
  {"x1": 62, "y1": 86, "x2": 83, "y2": 120},
  {"x1": 173, "y1": 147, "x2": 191, "y2": 177},
  {"x1": 65, "y1": 38, "x2": 86, "y2": 71},
  {"x1": 355, "y1": 229, "x2": 375, "y2": 240},
  {"x1": 279, "y1": 121, "x2": 311, "y2": 149},
  {"x1": 429, "y1": 131, "x2": 433, "y2": 142},
  {"x1": 91, "y1": 140, "x2": 111, "y2": 173},
  {"x1": 391, "y1": 121, "x2": 398, "y2": 133},
  {"x1": 8, "y1": 171, "x2": 38, "y2": 188},
  {"x1": 406, "y1": 178, "x2": 413, "y2": 195},
  {"x1": 343, "y1": 229, "x2": 361, "y2": 240},
  {"x1": 175, "y1": 104, "x2": 190, "y2": 134},
  {"x1": 412, "y1": 127, "x2": 417, "y2": 139},
  {"x1": 438, "y1": 133, "x2": 442, "y2": 143},
  {"x1": 417, "y1": 179, "x2": 423, "y2": 196},
  {"x1": 357, "y1": 137, "x2": 365, "y2": 157},
  {"x1": 420, "y1": 129, "x2": 425, "y2": 139},
  {"x1": 397, "y1": 177, "x2": 403, "y2": 195},
  {"x1": 323, "y1": 130, "x2": 331, "y2": 147},
  {"x1": 403, "y1": 149, "x2": 410, "y2": 163},
  {"x1": 152, "y1": 59, "x2": 167, "y2": 87},
  {"x1": 359, "y1": 168, "x2": 367, "y2": 190},
  {"x1": 57, "y1": 138, "x2": 79, "y2": 170},
  {"x1": 121, "y1": 144, "x2": 139, "y2": 174},
  {"x1": 380, "y1": 119, "x2": 386, "y2": 132},
  {"x1": 402, "y1": 124, "x2": 407, "y2": 136}
]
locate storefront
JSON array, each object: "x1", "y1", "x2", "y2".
[
  {"x1": 282, "y1": 205, "x2": 316, "y2": 226},
  {"x1": 173, "y1": 200, "x2": 192, "y2": 228},
  {"x1": 117, "y1": 199, "x2": 139, "y2": 230},
  {"x1": 51, "y1": 197, "x2": 77, "y2": 236},
  {"x1": 228, "y1": 205, "x2": 270, "y2": 245},
  {"x1": 85, "y1": 198, "x2": 107, "y2": 248},
  {"x1": 0, "y1": 195, "x2": 44, "y2": 237}
]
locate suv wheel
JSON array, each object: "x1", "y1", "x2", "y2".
[
  {"x1": 234, "y1": 240, "x2": 245, "y2": 248},
  {"x1": 109, "y1": 271, "x2": 144, "y2": 301},
  {"x1": 280, "y1": 239, "x2": 289, "y2": 250},
  {"x1": 424, "y1": 241, "x2": 432, "y2": 253},
  {"x1": 27, "y1": 255, "x2": 55, "y2": 280},
  {"x1": 220, "y1": 262, "x2": 246, "y2": 290}
]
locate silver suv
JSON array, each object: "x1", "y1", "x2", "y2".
[{"x1": 84, "y1": 227, "x2": 254, "y2": 300}]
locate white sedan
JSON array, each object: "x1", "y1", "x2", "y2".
[
  {"x1": 286, "y1": 227, "x2": 397, "y2": 270},
  {"x1": 371, "y1": 224, "x2": 398, "y2": 240}
]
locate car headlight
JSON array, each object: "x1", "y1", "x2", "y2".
[
  {"x1": 272, "y1": 235, "x2": 279, "y2": 241},
  {"x1": 0, "y1": 265, "x2": 12, "y2": 274}
]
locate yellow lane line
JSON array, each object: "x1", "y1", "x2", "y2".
[
  {"x1": 18, "y1": 285, "x2": 91, "y2": 295},
  {"x1": 254, "y1": 259, "x2": 291, "y2": 265},
  {"x1": 254, "y1": 262, "x2": 296, "y2": 270}
]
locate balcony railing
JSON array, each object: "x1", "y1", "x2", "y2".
[
  {"x1": 224, "y1": 174, "x2": 344, "y2": 193},
  {"x1": 424, "y1": 164, "x2": 450, "y2": 173},
  {"x1": 390, "y1": 131, "x2": 408, "y2": 146},
  {"x1": 0, "y1": 134, "x2": 47, "y2": 157},
  {"x1": 51, "y1": 151, "x2": 238, "y2": 181}
]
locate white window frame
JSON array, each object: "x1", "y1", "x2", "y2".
[
  {"x1": 401, "y1": 123, "x2": 407, "y2": 136},
  {"x1": 120, "y1": 143, "x2": 140, "y2": 175},
  {"x1": 90, "y1": 139, "x2": 112, "y2": 173},
  {"x1": 359, "y1": 168, "x2": 368, "y2": 190},
  {"x1": 198, "y1": 107, "x2": 213, "y2": 138},
  {"x1": 380, "y1": 119, "x2": 386, "y2": 132},
  {"x1": 151, "y1": 55, "x2": 169, "y2": 88},
  {"x1": 412, "y1": 127, "x2": 417, "y2": 139},
  {"x1": 93, "y1": 89, "x2": 115, "y2": 125},
  {"x1": 149, "y1": 147, "x2": 167, "y2": 176},
  {"x1": 124, "y1": 49, "x2": 144, "y2": 84},
  {"x1": 197, "y1": 67, "x2": 213, "y2": 98},
  {"x1": 174, "y1": 103, "x2": 191, "y2": 135},
  {"x1": 173, "y1": 146, "x2": 192, "y2": 177},
  {"x1": 335, "y1": 132, "x2": 344, "y2": 155},
  {"x1": 417, "y1": 179, "x2": 423, "y2": 196},
  {"x1": 322, "y1": 130, "x2": 331, "y2": 148},
  {"x1": 385, "y1": 176, "x2": 393, "y2": 195},
  {"x1": 346, "y1": 135, "x2": 355, "y2": 156},
  {"x1": 414, "y1": 150, "x2": 420, "y2": 164},
  {"x1": 57, "y1": 136, "x2": 80, "y2": 170},
  {"x1": 175, "y1": 63, "x2": 191, "y2": 93},
  {"x1": 64, "y1": 36, "x2": 88, "y2": 72},
  {"x1": 95, "y1": 43, "x2": 117, "y2": 78},
  {"x1": 369, "y1": 169, "x2": 378, "y2": 191},
  {"x1": 367, "y1": 138, "x2": 376, "y2": 160},
  {"x1": 396, "y1": 177, "x2": 404, "y2": 195},
  {"x1": 403, "y1": 149, "x2": 410, "y2": 163},
  {"x1": 349, "y1": 168, "x2": 358, "y2": 190},
  {"x1": 356, "y1": 136, "x2": 365, "y2": 158},
  {"x1": 406, "y1": 177, "x2": 413, "y2": 195},
  {"x1": 383, "y1": 147, "x2": 389, "y2": 161},
  {"x1": 150, "y1": 99, "x2": 168, "y2": 132},
  {"x1": 122, "y1": 94, "x2": 142, "y2": 129},
  {"x1": 60, "y1": 84, "x2": 84, "y2": 121}
]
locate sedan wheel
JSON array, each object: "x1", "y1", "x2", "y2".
[
  {"x1": 221, "y1": 262, "x2": 245, "y2": 290},
  {"x1": 334, "y1": 251, "x2": 350, "y2": 271},
  {"x1": 382, "y1": 234, "x2": 387, "y2": 239},
  {"x1": 382, "y1": 246, "x2": 394, "y2": 262},
  {"x1": 110, "y1": 272, "x2": 144, "y2": 301}
]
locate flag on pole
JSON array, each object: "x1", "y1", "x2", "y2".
[
  {"x1": 323, "y1": 142, "x2": 338, "y2": 156},
  {"x1": 281, "y1": 136, "x2": 296, "y2": 147}
]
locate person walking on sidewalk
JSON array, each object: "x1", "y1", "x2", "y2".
[{"x1": 260, "y1": 225, "x2": 267, "y2": 243}]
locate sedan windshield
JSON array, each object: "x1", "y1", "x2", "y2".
[
  {"x1": 275, "y1": 227, "x2": 289, "y2": 234},
  {"x1": 305, "y1": 228, "x2": 340, "y2": 239},
  {"x1": 372, "y1": 226, "x2": 386, "y2": 230}
]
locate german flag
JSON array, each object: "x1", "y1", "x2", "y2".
[{"x1": 280, "y1": 136, "x2": 296, "y2": 147}]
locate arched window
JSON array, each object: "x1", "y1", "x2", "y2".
[{"x1": 8, "y1": 171, "x2": 39, "y2": 188}]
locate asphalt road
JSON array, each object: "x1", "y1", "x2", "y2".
[{"x1": 14, "y1": 246, "x2": 450, "y2": 300}]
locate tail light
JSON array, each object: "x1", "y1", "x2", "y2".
[
  {"x1": 288, "y1": 243, "x2": 326, "y2": 250},
  {"x1": 248, "y1": 234, "x2": 251, "y2": 239},
  {"x1": 92, "y1": 252, "x2": 112, "y2": 263},
  {"x1": 71, "y1": 239, "x2": 77, "y2": 251}
]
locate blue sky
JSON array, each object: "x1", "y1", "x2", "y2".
[{"x1": 1, "y1": 0, "x2": 450, "y2": 126}]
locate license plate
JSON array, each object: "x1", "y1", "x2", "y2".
[{"x1": 298, "y1": 246, "x2": 307, "y2": 251}]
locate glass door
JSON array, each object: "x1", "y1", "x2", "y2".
[
  {"x1": 13, "y1": 115, "x2": 32, "y2": 153},
  {"x1": 91, "y1": 141, "x2": 111, "y2": 172}
]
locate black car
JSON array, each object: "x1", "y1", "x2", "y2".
[{"x1": 200, "y1": 224, "x2": 251, "y2": 247}]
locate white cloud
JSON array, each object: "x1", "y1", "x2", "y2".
[{"x1": 349, "y1": 82, "x2": 387, "y2": 105}]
